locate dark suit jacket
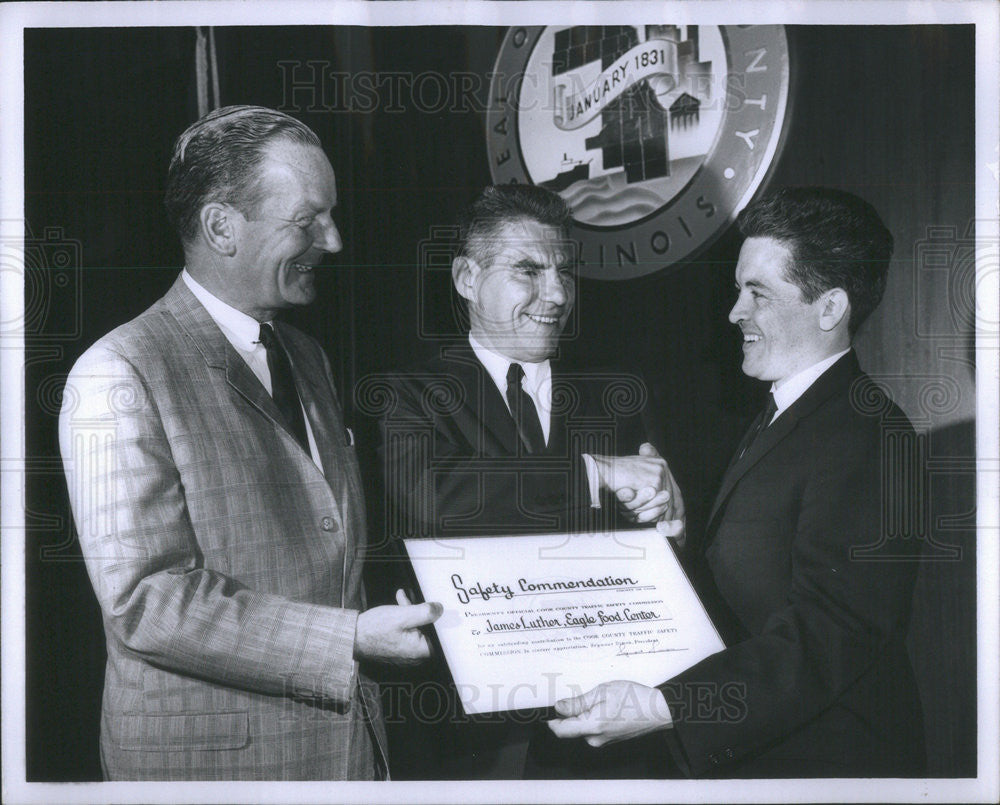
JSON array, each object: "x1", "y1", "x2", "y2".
[
  {"x1": 660, "y1": 351, "x2": 926, "y2": 778},
  {"x1": 377, "y1": 343, "x2": 659, "y2": 539},
  {"x1": 374, "y1": 343, "x2": 671, "y2": 779}
]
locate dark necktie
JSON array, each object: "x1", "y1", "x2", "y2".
[
  {"x1": 737, "y1": 392, "x2": 777, "y2": 461},
  {"x1": 506, "y1": 362, "x2": 546, "y2": 454},
  {"x1": 258, "y1": 322, "x2": 309, "y2": 451}
]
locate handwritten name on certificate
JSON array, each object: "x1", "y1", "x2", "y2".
[{"x1": 404, "y1": 530, "x2": 724, "y2": 715}]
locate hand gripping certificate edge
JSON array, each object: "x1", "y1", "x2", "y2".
[{"x1": 402, "y1": 530, "x2": 725, "y2": 718}]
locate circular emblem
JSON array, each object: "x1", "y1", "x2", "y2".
[{"x1": 487, "y1": 25, "x2": 790, "y2": 280}]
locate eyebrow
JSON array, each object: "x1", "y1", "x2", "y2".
[
  {"x1": 512, "y1": 257, "x2": 576, "y2": 270},
  {"x1": 292, "y1": 202, "x2": 335, "y2": 217}
]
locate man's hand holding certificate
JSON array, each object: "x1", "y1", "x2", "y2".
[
  {"x1": 404, "y1": 529, "x2": 723, "y2": 716},
  {"x1": 549, "y1": 680, "x2": 675, "y2": 746}
]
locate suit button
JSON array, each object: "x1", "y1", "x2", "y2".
[
  {"x1": 708, "y1": 753, "x2": 721, "y2": 765},
  {"x1": 321, "y1": 516, "x2": 335, "y2": 531},
  {"x1": 724, "y1": 748, "x2": 735, "y2": 760}
]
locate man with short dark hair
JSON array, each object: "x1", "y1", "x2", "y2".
[
  {"x1": 548, "y1": 186, "x2": 926, "y2": 778},
  {"x1": 59, "y1": 105, "x2": 440, "y2": 780},
  {"x1": 377, "y1": 184, "x2": 683, "y2": 779},
  {"x1": 383, "y1": 184, "x2": 682, "y2": 540}
]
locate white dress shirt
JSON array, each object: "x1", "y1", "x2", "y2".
[
  {"x1": 769, "y1": 348, "x2": 851, "y2": 424},
  {"x1": 182, "y1": 270, "x2": 323, "y2": 471}
]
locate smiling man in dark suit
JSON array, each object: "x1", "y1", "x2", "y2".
[
  {"x1": 376, "y1": 184, "x2": 684, "y2": 778},
  {"x1": 381, "y1": 185, "x2": 682, "y2": 540},
  {"x1": 548, "y1": 186, "x2": 926, "y2": 778}
]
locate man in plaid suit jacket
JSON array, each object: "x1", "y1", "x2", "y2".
[{"x1": 58, "y1": 106, "x2": 441, "y2": 780}]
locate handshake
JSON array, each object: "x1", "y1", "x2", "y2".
[
  {"x1": 589, "y1": 443, "x2": 685, "y2": 539},
  {"x1": 353, "y1": 442, "x2": 685, "y2": 668}
]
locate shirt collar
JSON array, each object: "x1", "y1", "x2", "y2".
[
  {"x1": 770, "y1": 348, "x2": 851, "y2": 416},
  {"x1": 468, "y1": 333, "x2": 551, "y2": 394},
  {"x1": 182, "y1": 269, "x2": 268, "y2": 351}
]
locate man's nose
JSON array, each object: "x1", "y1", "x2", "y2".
[
  {"x1": 314, "y1": 214, "x2": 342, "y2": 254},
  {"x1": 729, "y1": 292, "x2": 747, "y2": 324},
  {"x1": 539, "y1": 268, "x2": 569, "y2": 306}
]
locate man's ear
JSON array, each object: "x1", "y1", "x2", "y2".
[
  {"x1": 818, "y1": 287, "x2": 850, "y2": 332},
  {"x1": 200, "y1": 203, "x2": 238, "y2": 257},
  {"x1": 452, "y1": 256, "x2": 480, "y2": 303}
]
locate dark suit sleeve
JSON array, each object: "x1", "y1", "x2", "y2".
[
  {"x1": 375, "y1": 372, "x2": 603, "y2": 538},
  {"x1": 659, "y1": 412, "x2": 920, "y2": 776}
]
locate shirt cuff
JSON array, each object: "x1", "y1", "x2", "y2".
[{"x1": 581, "y1": 454, "x2": 602, "y2": 508}]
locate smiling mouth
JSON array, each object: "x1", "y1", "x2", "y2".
[
  {"x1": 526, "y1": 313, "x2": 560, "y2": 325},
  {"x1": 742, "y1": 333, "x2": 761, "y2": 343}
]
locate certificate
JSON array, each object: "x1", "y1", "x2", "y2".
[{"x1": 404, "y1": 529, "x2": 725, "y2": 715}]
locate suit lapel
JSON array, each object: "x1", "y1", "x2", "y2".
[
  {"x1": 546, "y1": 370, "x2": 569, "y2": 455},
  {"x1": 276, "y1": 323, "x2": 344, "y2": 471},
  {"x1": 439, "y1": 344, "x2": 570, "y2": 455},
  {"x1": 707, "y1": 352, "x2": 862, "y2": 529},
  {"x1": 439, "y1": 344, "x2": 521, "y2": 455},
  {"x1": 161, "y1": 275, "x2": 313, "y2": 455},
  {"x1": 708, "y1": 408, "x2": 800, "y2": 527}
]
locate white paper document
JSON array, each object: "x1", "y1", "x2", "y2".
[{"x1": 404, "y1": 529, "x2": 725, "y2": 715}]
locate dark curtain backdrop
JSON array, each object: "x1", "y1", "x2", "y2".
[{"x1": 23, "y1": 25, "x2": 976, "y2": 781}]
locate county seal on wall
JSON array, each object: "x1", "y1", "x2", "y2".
[{"x1": 487, "y1": 25, "x2": 790, "y2": 280}]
